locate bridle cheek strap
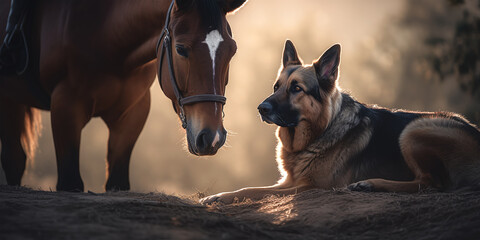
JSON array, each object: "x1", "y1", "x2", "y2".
[{"x1": 156, "y1": 0, "x2": 227, "y2": 129}]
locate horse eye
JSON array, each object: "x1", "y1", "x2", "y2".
[{"x1": 175, "y1": 45, "x2": 188, "y2": 57}]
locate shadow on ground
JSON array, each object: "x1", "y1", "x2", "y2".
[{"x1": 1, "y1": 185, "x2": 479, "y2": 239}]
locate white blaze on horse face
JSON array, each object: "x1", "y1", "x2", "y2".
[
  {"x1": 202, "y1": 30, "x2": 224, "y2": 113},
  {"x1": 203, "y1": 30, "x2": 224, "y2": 89}
]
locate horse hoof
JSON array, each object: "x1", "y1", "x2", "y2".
[
  {"x1": 105, "y1": 179, "x2": 130, "y2": 192},
  {"x1": 56, "y1": 180, "x2": 84, "y2": 192},
  {"x1": 56, "y1": 186, "x2": 84, "y2": 192}
]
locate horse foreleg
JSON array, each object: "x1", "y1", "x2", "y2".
[
  {"x1": 51, "y1": 85, "x2": 93, "y2": 192},
  {"x1": 0, "y1": 99, "x2": 27, "y2": 185},
  {"x1": 102, "y1": 91, "x2": 150, "y2": 191}
]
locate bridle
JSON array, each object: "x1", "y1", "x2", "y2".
[{"x1": 156, "y1": 1, "x2": 227, "y2": 129}]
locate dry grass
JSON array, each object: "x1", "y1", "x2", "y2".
[{"x1": 1, "y1": 185, "x2": 479, "y2": 239}]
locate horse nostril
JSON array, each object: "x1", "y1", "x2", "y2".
[
  {"x1": 196, "y1": 130, "x2": 209, "y2": 151},
  {"x1": 258, "y1": 102, "x2": 273, "y2": 115}
]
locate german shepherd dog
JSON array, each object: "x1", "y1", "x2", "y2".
[{"x1": 200, "y1": 40, "x2": 480, "y2": 205}]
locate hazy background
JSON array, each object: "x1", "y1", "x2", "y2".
[{"x1": 1, "y1": 0, "x2": 479, "y2": 195}]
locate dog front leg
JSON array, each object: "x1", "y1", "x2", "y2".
[{"x1": 200, "y1": 185, "x2": 312, "y2": 205}]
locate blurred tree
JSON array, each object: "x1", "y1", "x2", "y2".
[
  {"x1": 351, "y1": 0, "x2": 480, "y2": 125},
  {"x1": 428, "y1": 0, "x2": 480, "y2": 95}
]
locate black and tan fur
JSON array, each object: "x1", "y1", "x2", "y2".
[{"x1": 200, "y1": 40, "x2": 480, "y2": 204}]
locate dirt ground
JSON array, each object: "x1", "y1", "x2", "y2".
[{"x1": 1, "y1": 185, "x2": 480, "y2": 239}]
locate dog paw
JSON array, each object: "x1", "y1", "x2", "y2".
[
  {"x1": 348, "y1": 181, "x2": 375, "y2": 192},
  {"x1": 199, "y1": 195, "x2": 220, "y2": 205},
  {"x1": 200, "y1": 192, "x2": 238, "y2": 205}
]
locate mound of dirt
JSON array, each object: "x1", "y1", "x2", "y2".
[{"x1": 1, "y1": 185, "x2": 479, "y2": 239}]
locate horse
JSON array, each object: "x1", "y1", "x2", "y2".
[{"x1": 0, "y1": 0, "x2": 246, "y2": 192}]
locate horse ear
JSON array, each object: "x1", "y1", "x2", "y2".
[
  {"x1": 313, "y1": 44, "x2": 341, "y2": 83},
  {"x1": 283, "y1": 40, "x2": 302, "y2": 68},
  {"x1": 174, "y1": 0, "x2": 193, "y2": 10},
  {"x1": 220, "y1": 0, "x2": 247, "y2": 13}
]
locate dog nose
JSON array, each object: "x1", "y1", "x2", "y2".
[{"x1": 258, "y1": 102, "x2": 273, "y2": 115}]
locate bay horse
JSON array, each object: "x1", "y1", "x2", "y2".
[{"x1": 0, "y1": 0, "x2": 246, "y2": 191}]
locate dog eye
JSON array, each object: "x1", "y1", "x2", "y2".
[
  {"x1": 291, "y1": 85, "x2": 303, "y2": 93},
  {"x1": 274, "y1": 84, "x2": 279, "y2": 92},
  {"x1": 175, "y1": 45, "x2": 189, "y2": 57}
]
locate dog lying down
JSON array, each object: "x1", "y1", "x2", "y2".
[{"x1": 200, "y1": 40, "x2": 480, "y2": 205}]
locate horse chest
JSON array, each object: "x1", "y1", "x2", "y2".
[{"x1": 93, "y1": 67, "x2": 157, "y2": 116}]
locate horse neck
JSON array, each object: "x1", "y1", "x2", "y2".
[{"x1": 105, "y1": 0, "x2": 171, "y2": 69}]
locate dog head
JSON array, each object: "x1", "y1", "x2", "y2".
[{"x1": 258, "y1": 40, "x2": 343, "y2": 151}]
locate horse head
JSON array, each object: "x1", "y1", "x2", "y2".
[{"x1": 158, "y1": 0, "x2": 246, "y2": 156}]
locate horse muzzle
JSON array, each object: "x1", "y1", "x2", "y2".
[{"x1": 187, "y1": 127, "x2": 227, "y2": 156}]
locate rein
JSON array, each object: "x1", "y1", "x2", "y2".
[{"x1": 156, "y1": 1, "x2": 227, "y2": 129}]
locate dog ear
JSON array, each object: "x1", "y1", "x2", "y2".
[
  {"x1": 283, "y1": 40, "x2": 303, "y2": 68},
  {"x1": 314, "y1": 44, "x2": 341, "y2": 83},
  {"x1": 220, "y1": 0, "x2": 247, "y2": 14}
]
